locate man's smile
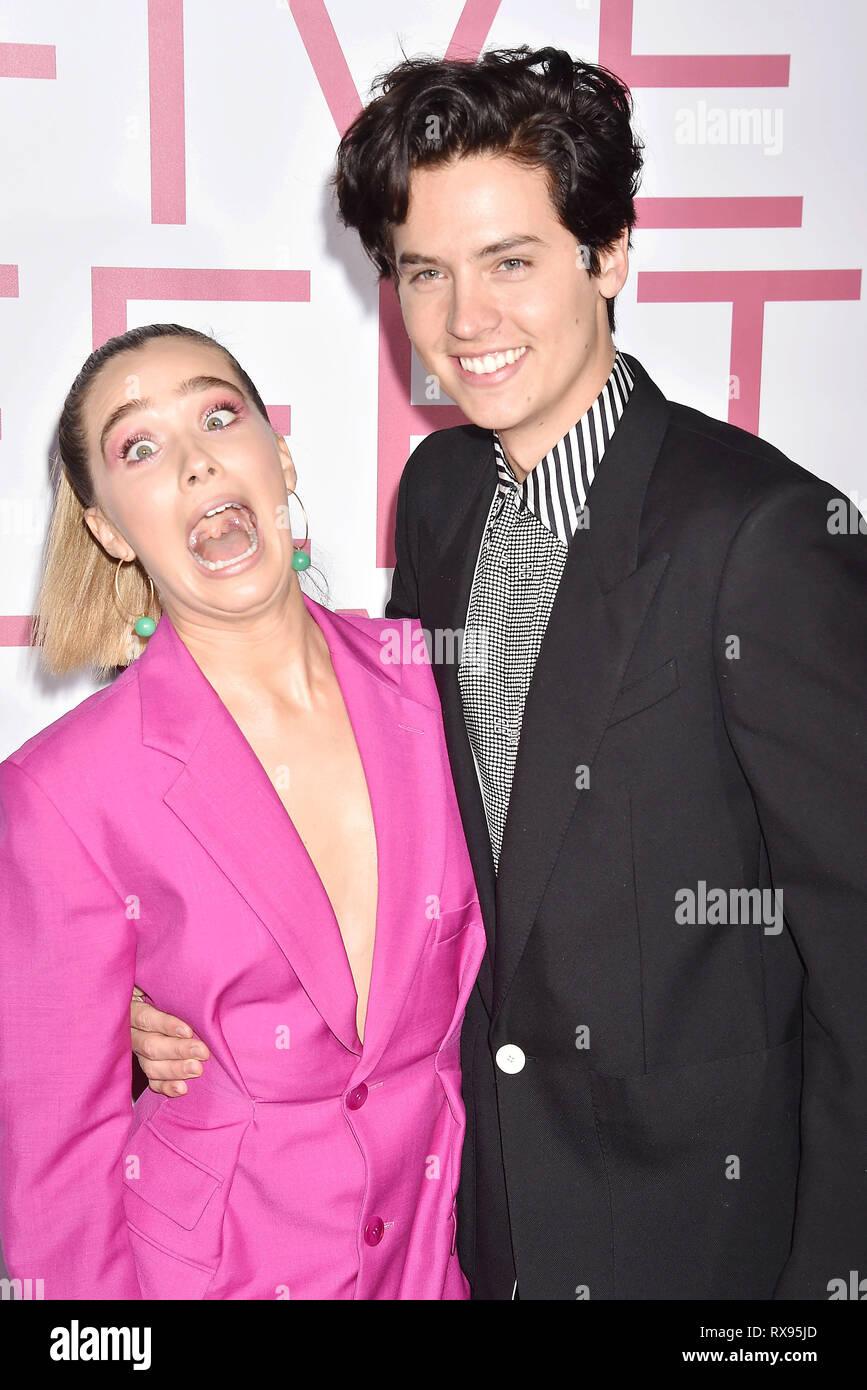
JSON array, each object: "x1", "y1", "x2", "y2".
[{"x1": 451, "y1": 345, "x2": 529, "y2": 385}]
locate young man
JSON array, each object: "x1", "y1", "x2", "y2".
[{"x1": 129, "y1": 47, "x2": 866, "y2": 1300}]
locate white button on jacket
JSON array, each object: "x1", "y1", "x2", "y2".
[{"x1": 495, "y1": 1044, "x2": 526, "y2": 1074}]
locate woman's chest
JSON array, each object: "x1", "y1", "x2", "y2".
[{"x1": 241, "y1": 709, "x2": 379, "y2": 1004}]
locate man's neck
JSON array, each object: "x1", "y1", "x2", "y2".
[{"x1": 497, "y1": 341, "x2": 618, "y2": 484}]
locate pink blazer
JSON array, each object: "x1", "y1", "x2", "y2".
[{"x1": 0, "y1": 594, "x2": 486, "y2": 1299}]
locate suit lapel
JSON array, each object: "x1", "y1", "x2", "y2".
[
  {"x1": 137, "y1": 594, "x2": 448, "y2": 1061},
  {"x1": 411, "y1": 360, "x2": 672, "y2": 1019},
  {"x1": 420, "y1": 434, "x2": 499, "y2": 1010},
  {"x1": 492, "y1": 355, "x2": 672, "y2": 1013}
]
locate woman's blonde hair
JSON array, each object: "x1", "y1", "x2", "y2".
[{"x1": 33, "y1": 323, "x2": 273, "y2": 678}]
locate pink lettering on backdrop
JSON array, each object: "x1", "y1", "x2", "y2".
[
  {"x1": 638, "y1": 269, "x2": 862, "y2": 434},
  {"x1": 91, "y1": 265, "x2": 309, "y2": 347},
  {"x1": 603, "y1": 0, "x2": 799, "y2": 231},
  {"x1": 600, "y1": 0, "x2": 857, "y2": 435},
  {"x1": 0, "y1": 44, "x2": 56, "y2": 79},
  {"x1": 0, "y1": 260, "x2": 27, "y2": 641},
  {"x1": 598, "y1": 0, "x2": 789, "y2": 87},
  {"x1": 290, "y1": 0, "x2": 362, "y2": 132},
  {"x1": 446, "y1": 0, "x2": 503, "y2": 58},
  {"x1": 1, "y1": 45, "x2": 53, "y2": 448},
  {"x1": 377, "y1": 281, "x2": 466, "y2": 561},
  {"x1": 148, "y1": 0, "x2": 186, "y2": 224},
  {"x1": 290, "y1": 0, "x2": 499, "y2": 565},
  {"x1": 0, "y1": 265, "x2": 19, "y2": 439},
  {"x1": 637, "y1": 198, "x2": 802, "y2": 230},
  {"x1": 265, "y1": 406, "x2": 292, "y2": 435},
  {"x1": 292, "y1": 0, "x2": 843, "y2": 568},
  {"x1": 0, "y1": 618, "x2": 31, "y2": 647}
]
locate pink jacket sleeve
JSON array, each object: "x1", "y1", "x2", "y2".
[{"x1": 0, "y1": 759, "x2": 142, "y2": 1298}]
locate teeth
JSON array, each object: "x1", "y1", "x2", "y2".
[
  {"x1": 191, "y1": 532, "x2": 259, "y2": 571},
  {"x1": 202, "y1": 501, "x2": 249, "y2": 521},
  {"x1": 188, "y1": 501, "x2": 254, "y2": 543},
  {"x1": 459, "y1": 346, "x2": 527, "y2": 375},
  {"x1": 189, "y1": 500, "x2": 259, "y2": 571}
]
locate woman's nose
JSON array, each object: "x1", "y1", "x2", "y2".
[{"x1": 181, "y1": 444, "x2": 222, "y2": 487}]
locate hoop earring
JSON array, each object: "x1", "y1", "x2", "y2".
[
  {"x1": 286, "y1": 488, "x2": 311, "y2": 571},
  {"x1": 113, "y1": 557, "x2": 156, "y2": 637}
]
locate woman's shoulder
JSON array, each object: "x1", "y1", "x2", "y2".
[
  {"x1": 1, "y1": 661, "x2": 141, "y2": 789},
  {"x1": 333, "y1": 607, "x2": 444, "y2": 711}
]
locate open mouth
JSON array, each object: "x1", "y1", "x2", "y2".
[{"x1": 188, "y1": 501, "x2": 259, "y2": 571}]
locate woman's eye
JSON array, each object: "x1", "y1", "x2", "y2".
[
  {"x1": 203, "y1": 406, "x2": 237, "y2": 430},
  {"x1": 123, "y1": 438, "x2": 157, "y2": 464}
]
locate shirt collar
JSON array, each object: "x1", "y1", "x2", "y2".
[{"x1": 491, "y1": 349, "x2": 634, "y2": 545}]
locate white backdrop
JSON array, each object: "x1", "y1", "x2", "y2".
[{"x1": 1, "y1": 0, "x2": 864, "y2": 758}]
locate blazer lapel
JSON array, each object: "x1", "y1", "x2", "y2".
[
  {"x1": 421, "y1": 433, "x2": 500, "y2": 1011},
  {"x1": 492, "y1": 355, "x2": 672, "y2": 1015},
  {"x1": 137, "y1": 594, "x2": 448, "y2": 1061},
  {"x1": 312, "y1": 601, "x2": 450, "y2": 1077}
]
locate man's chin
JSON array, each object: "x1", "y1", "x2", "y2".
[
  {"x1": 450, "y1": 393, "x2": 529, "y2": 433},
  {"x1": 439, "y1": 377, "x2": 515, "y2": 426}
]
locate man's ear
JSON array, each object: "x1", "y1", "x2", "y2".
[
  {"x1": 83, "y1": 505, "x2": 136, "y2": 562},
  {"x1": 596, "y1": 226, "x2": 630, "y2": 301},
  {"x1": 275, "y1": 432, "x2": 297, "y2": 495}
]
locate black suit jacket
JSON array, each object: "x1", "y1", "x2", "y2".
[{"x1": 385, "y1": 352, "x2": 867, "y2": 1300}]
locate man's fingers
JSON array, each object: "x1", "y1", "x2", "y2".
[
  {"x1": 148, "y1": 1078, "x2": 189, "y2": 1097},
  {"x1": 129, "y1": 994, "x2": 209, "y2": 1099},
  {"x1": 135, "y1": 1047, "x2": 204, "y2": 1097},
  {"x1": 130, "y1": 1045, "x2": 208, "y2": 1073},
  {"x1": 130, "y1": 997, "x2": 196, "y2": 1040},
  {"x1": 130, "y1": 1025, "x2": 210, "y2": 1064}
]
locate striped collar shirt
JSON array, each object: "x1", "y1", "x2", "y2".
[
  {"x1": 490, "y1": 349, "x2": 634, "y2": 542},
  {"x1": 457, "y1": 350, "x2": 635, "y2": 869}
]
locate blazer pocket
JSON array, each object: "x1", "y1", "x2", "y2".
[
  {"x1": 607, "y1": 657, "x2": 679, "y2": 728},
  {"x1": 433, "y1": 900, "x2": 484, "y2": 945},
  {"x1": 123, "y1": 1118, "x2": 223, "y2": 1230},
  {"x1": 588, "y1": 1035, "x2": 802, "y2": 1298},
  {"x1": 126, "y1": 1222, "x2": 218, "y2": 1300}
]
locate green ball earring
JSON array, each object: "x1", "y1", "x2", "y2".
[
  {"x1": 287, "y1": 487, "x2": 311, "y2": 571},
  {"x1": 114, "y1": 556, "x2": 156, "y2": 638}
]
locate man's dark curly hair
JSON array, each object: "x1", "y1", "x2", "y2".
[{"x1": 332, "y1": 45, "x2": 644, "y2": 333}]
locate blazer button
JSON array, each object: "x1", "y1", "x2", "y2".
[
  {"x1": 346, "y1": 1082, "x2": 368, "y2": 1110},
  {"x1": 364, "y1": 1217, "x2": 385, "y2": 1246},
  {"x1": 495, "y1": 1044, "x2": 526, "y2": 1074}
]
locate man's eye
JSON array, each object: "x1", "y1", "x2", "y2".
[
  {"x1": 413, "y1": 269, "x2": 442, "y2": 283},
  {"x1": 499, "y1": 258, "x2": 526, "y2": 271}
]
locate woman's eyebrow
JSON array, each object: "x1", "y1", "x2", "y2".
[
  {"x1": 98, "y1": 376, "x2": 245, "y2": 454},
  {"x1": 175, "y1": 374, "x2": 245, "y2": 400}
]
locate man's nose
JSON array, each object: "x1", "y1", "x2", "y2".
[{"x1": 446, "y1": 273, "x2": 501, "y2": 342}]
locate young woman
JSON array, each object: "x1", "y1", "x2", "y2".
[{"x1": 0, "y1": 322, "x2": 485, "y2": 1300}]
